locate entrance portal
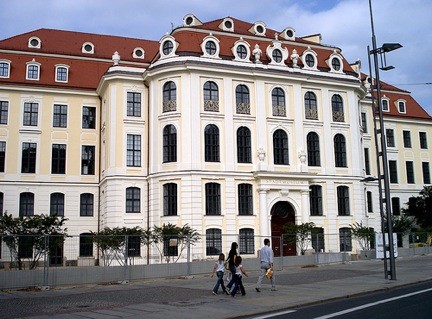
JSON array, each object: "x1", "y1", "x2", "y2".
[{"x1": 271, "y1": 201, "x2": 296, "y2": 256}]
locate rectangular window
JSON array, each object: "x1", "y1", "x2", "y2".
[
  {"x1": 205, "y1": 183, "x2": 221, "y2": 215},
  {"x1": 81, "y1": 145, "x2": 95, "y2": 175},
  {"x1": 82, "y1": 106, "x2": 96, "y2": 129},
  {"x1": 79, "y1": 234, "x2": 93, "y2": 257},
  {"x1": 406, "y1": 161, "x2": 415, "y2": 184},
  {"x1": 403, "y1": 131, "x2": 412, "y2": 148},
  {"x1": 163, "y1": 184, "x2": 177, "y2": 216},
  {"x1": 56, "y1": 67, "x2": 68, "y2": 82},
  {"x1": 389, "y1": 160, "x2": 398, "y2": 183},
  {"x1": 27, "y1": 64, "x2": 39, "y2": 80},
  {"x1": 0, "y1": 141, "x2": 5, "y2": 172},
  {"x1": 80, "y1": 193, "x2": 94, "y2": 217},
  {"x1": 420, "y1": 132, "x2": 428, "y2": 149},
  {"x1": 382, "y1": 100, "x2": 389, "y2": 111},
  {"x1": 310, "y1": 185, "x2": 323, "y2": 216},
  {"x1": 337, "y1": 186, "x2": 350, "y2": 216},
  {"x1": 51, "y1": 144, "x2": 66, "y2": 174},
  {"x1": 361, "y1": 112, "x2": 367, "y2": 133},
  {"x1": 386, "y1": 129, "x2": 395, "y2": 147},
  {"x1": 19, "y1": 192, "x2": 34, "y2": 216},
  {"x1": 0, "y1": 101, "x2": 8, "y2": 124},
  {"x1": 127, "y1": 134, "x2": 141, "y2": 167},
  {"x1": 126, "y1": 187, "x2": 141, "y2": 213},
  {"x1": 21, "y1": 142, "x2": 36, "y2": 173},
  {"x1": 238, "y1": 184, "x2": 253, "y2": 215},
  {"x1": 239, "y1": 229, "x2": 255, "y2": 254},
  {"x1": 364, "y1": 148, "x2": 370, "y2": 175},
  {"x1": 206, "y1": 229, "x2": 222, "y2": 256},
  {"x1": 422, "y1": 162, "x2": 430, "y2": 184},
  {"x1": 0, "y1": 62, "x2": 10, "y2": 78},
  {"x1": 392, "y1": 197, "x2": 401, "y2": 216},
  {"x1": 127, "y1": 92, "x2": 141, "y2": 117},
  {"x1": 23, "y1": 102, "x2": 38, "y2": 126},
  {"x1": 50, "y1": 193, "x2": 65, "y2": 216},
  {"x1": 367, "y1": 191, "x2": 373, "y2": 213},
  {"x1": 53, "y1": 104, "x2": 67, "y2": 128}
]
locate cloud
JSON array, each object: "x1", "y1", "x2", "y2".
[{"x1": 1, "y1": 0, "x2": 430, "y2": 112}]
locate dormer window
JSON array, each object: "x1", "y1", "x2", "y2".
[
  {"x1": 281, "y1": 28, "x2": 296, "y2": 41},
  {"x1": 266, "y1": 41, "x2": 288, "y2": 66},
  {"x1": 205, "y1": 41, "x2": 217, "y2": 55},
  {"x1": 272, "y1": 49, "x2": 283, "y2": 63},
  {"x1": 133, "y1": 47, "x2": 145, "y2": 59},
  {"x1": 183, "y1": 14, "x2": 202, "y2": 27},
  {"x1": 28, "y1": 36, "x2": 41, "y2": 49},
  {"x1": 221, "y1": 18, "x2": 234, "y2": 32},
  {"x1": 302, "y1": 48, "x2": 318, "y2": 70},
  {"x1": 382, "y1": 98, "x2": 389, "y2": 112},
  {"x1": 328, "y1": 51, "x2": 344, "y2": 73},
  {"x1": 159, "y1": 35, "x2": 178, "y2": 59},
  {"x1": 55, "y1": 65, "x2": 69, "y2": 83},
  {"x1": 201, "y1": 35, "x2": 220, "y2": 59},
  {"x1": 397, "y1": 100, "x2": 406, "y2": 113},
  {"x1": 0, "y1": 60, "x2": 11, "y2": 78},
  {"x1": 252, "y1": 22, "x2": 266, "y2": 36},
  {"x1": 232, "y1": 39, "x2": 251, "y2": 62},
  {"x1": 82, "y1": 42, "x2": 94, "y2": 54},
  {"x1": 26, "y1": 60, "x2": 40, "y2": 80}
]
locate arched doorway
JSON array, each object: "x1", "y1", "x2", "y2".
[{"x1": 271, "y1": 201, "x2": 296, "y2": 256}]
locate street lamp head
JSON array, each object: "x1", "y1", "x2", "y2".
[
  {"x1": 360, "y1": 176, "x2": 379, "y2": 182},
  {"x1": 381, "y1": 43, "x2": 403, "y2": 53}
]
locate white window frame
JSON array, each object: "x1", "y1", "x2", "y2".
[
  {"x1": 201, "y1": 35, "x2": 221, "y2": 59},
  {"x1": 302, "y1": 48, "x2": 318, "y2": 71},
  {"x1": 82, "y1": 42, "x2": 94, "y2": 54},
  {"x1": 328, "y1": 51, "x2": 344, "y2": 73},
  {"x1": 55, "y1": 64, "x2": 69, "y2": 83},
  {"x1": 381, "y1": 97, "x2": 390, "y2": 112},
  {"x1": 133, "y1": 47, "x2": 145, "y2": 59},
  {"x1": 26, "y1": 60, "x2": 41, "y2": 81},
  {"x1": 159, "y1": 35, "x2": 178, "y2": 59},
  {"x1": 28, "y1": 36, "x2": 41, "y2": 49},
  {"x1": 396, "y1": 99, "x2": 407, "y2": 114},
  {"x1": 232, "y1": 39, "x2": 251, "y2": 62},
  {"x1": 0, "y1": 60, "x2": 11, "y2": 78}
]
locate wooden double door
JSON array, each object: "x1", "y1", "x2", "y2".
[{"x1": 270, "y1": 201, "x2": 296, "y2": 257}]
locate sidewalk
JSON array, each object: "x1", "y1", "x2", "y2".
[{"x1": 1, "y1": 254, "x2": 432, "y2": 319}]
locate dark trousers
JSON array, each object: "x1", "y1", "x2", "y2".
[
  {"x1": 226, "y1": 265, "x2": 236, "y2": 289},
  {"x1": 230, "y1": 274, "x2": 245, "y2": 296}
]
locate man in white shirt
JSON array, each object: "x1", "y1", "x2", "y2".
[{"x1": 256, "y1": 238, "x2": 276, "y2": 292}]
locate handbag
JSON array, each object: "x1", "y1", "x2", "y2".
[{"x1": 265, "y1": 268, "x2": 273, "y2": 279}]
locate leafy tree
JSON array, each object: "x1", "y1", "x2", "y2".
[
  {"x1": 0, "y1": 213, "x2": 68, "y2": 270},
  {"x1": 283, "y1": 222, "x2": 316, "y2": 255},
  {"x1": 152, "y1": 223, "x2": 200, "y2": 263},
  {"x1": 402, "y1": 186, "x2": 432, "y2": 230},
  {"x1": 91, "y1": 226, "x2": 151, "y2": 266},
  {"x1": 350, "y1": 222, "x2": 375, "y2": 251}
]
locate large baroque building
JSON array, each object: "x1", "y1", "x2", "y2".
[{"x1": 0, "y1": 15, "x2": 431, "y2": 263}]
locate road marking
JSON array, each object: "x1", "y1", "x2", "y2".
[
  {"x1": 313, "y1": 287, "x2": 432, "y2": 319},
  {"x1": 252, "y1": 310, "x2": 296, "y2": 318}
]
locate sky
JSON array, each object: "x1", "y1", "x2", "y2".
[{"x1": 1, "y1": 0, "x2": 431, "y2": 114}]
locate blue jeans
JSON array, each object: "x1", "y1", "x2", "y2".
[
  {"x1": 230, "y1": 274, "x2": 245, "y2": 296},
  {"x1": 213, "y1": 271, "x2": 226, "y2": 293}
]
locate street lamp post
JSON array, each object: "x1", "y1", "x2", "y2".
[{"x1": 367, "y1": 0, "x2": 401, "y2": 280}]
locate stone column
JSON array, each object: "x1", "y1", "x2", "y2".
[
  {"x1": 258, "y1": 188, "x2": 269, "y2": 237},
  {"x1": 301, "y1": 189, "x2": 310, "y2": 224}
]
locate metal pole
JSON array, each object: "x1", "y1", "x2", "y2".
[
  {"x1": 368, "y1": 0, "x2": 396, "y2": 280},
  {"x1": 367, "y1": 45, "x2": 388, "y2": 279}
]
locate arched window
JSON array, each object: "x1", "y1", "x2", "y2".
[
  {"x1": 307, "y1": 132, "x2": 320, "y2": 166},
  {"x1": 305, "y1": 91, "x2": 318, "y2": 120},
  {"x1": 337, "y1": 186, "x2": 350, "y2": 216},
  {"x1": 339, "y1": 227, "x2": 352, "y2": 251},
  {"x1": 273, "y1": 129, "x2": 289, "y2": 165},
  {"x1": 163, "y1": 81, "x2": 176, "y2": 112},
  {"x1": 163, "y1": 183, "x2": 177, "y2": 216},
  {"x1": 163, "y1": 125, "x2": 177, "y2": 163},
  {"x1": 236, "y1": 85, "x2": 250, "y2": 114},
  {"x1": 237, "y1": 126, "x2": 251, "y2": 163},
  {"x1": 272, "y1": 87, "x2": 286, "y2": 116},
  {"x1": 50, "y1": 192, "x2": 65, "y2": 216},
  {"x1": 238, "y1": 183, "x2": 253, "y2": 215},
  {"x1": 239, "y1": 228, "x2": 254, "y2": 254},
  {"x1": 206, "y1": 229, "x2": 222, "y2": 256},
  {"x1": 126, "y1": 187, "x2": 141, "y2": 213},
  {"x1": 309, "y1": 185, "x2": 322, "y2": 216},
  {"x1": 204, "y1": 124, "x2": 220, "y2": 162},
  {"x1": 203, "y1": 81, "x2": 219, "y2": 112},
  {"x1": 334, "y1": 134, "x2": 347, "y2": 167},
  {"x1": 332, "y1": 94, "x2": 344, "y2": 122},
  {"x1": 205, "y1": 182, "x2": 221, "y2": 215}
]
